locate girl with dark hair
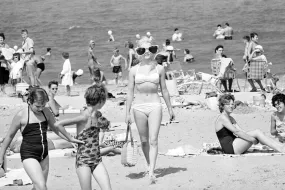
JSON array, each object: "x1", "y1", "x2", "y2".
[
  {"x1": 271, "y1": 94, "x2": 285, "y2": 142},
  {"x1": 215, "y1": 94, "x2": 285, "y2": 154},
  {"x1": 0, "y1": 87, "x2": 83, "y2": 190}
]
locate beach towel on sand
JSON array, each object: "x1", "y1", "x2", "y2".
[
  {"x1": 202, "y1": 142, "x2": 285, "y2": 157},
  {"x1": 0, "y1": 168, "x2": 32, "y2": 187}
]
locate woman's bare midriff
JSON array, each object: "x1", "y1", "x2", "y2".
[{"x1": 134, "y1": 83, "x2": 161, "y2": 104}]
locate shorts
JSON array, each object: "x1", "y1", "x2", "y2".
[
  {"x1": 224, "y1": 36, "x2": 233, "y2": 40},
  {"x1": 37, "y1": 63, "x2": 45, "y2": 71},
  {"x1": 113, "y1": 66, "x2": 122, "y2": 74}
]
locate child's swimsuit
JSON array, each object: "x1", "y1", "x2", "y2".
[
  {"x1": 20, "y1": 106, "x2": 48, "y2": 162},
  {"x1": 76, "y1": 126, "x2": 101, "y2": 172}
]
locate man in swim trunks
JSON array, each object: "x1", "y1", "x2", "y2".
[
  {"x1": 110, "y1": 48, "x2": 127, "y2": 86},
  {"x1": 224, "y1": 23, "x2": 234, "y2": 40}
]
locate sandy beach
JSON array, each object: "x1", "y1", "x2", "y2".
[{"x1": 1, "y1": 82, "x2": 285, "y2": 190}]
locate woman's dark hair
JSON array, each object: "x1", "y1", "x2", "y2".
[
  {"x1": 21, "y1": 29, "x2": 28, "y2": 34},
  {"x1": 128, "y1": 43, "x2": 134, "y2": 49},
  {"x1": 0, "y1": 55, "x2": 5, "y2": 60},
  {"x1": 48, "y1": 80, "x2": 58, "y2": 88},
  {"x1": 222, "y1": 54, "x2": 227, "y2": 58},
  {"x1": 0, "y1": 33, "x2": 5, "y2": 40},
  {"x1": 13, "y1": 53, "x2": 20, "y2": 59},
  {"x1": 218, "y1": 94, "x2": 235, "y2": 113},
  {"x1": 217, "y1": 24, "x2": 221, "y2": 27},
  {"x1": 243, "y1": 35, "x2": 250, "y2": 42},
  {"x1": 272, "y1": 93, "x2": 285, "y2": 107},
  {"x1": 185, "y1": 49, "x2": 190, "y2": 54},
  {"x1": 84, "y1": 83, "x2": 107, "y2": 106},
  {"x1": 97, "y1": 116, "x2": 110, "y2": 130},
  {"x1": 165, "y1": 39, "x2": 170, "y2": 46},
  {"x1": 27, "y1": 87, "x2": 49, "y2": 104},
  {"x1": 215, "y1": 45, "x2": 224, "y2": 53},
  {"x1": 250, "y1": 32, "x2": 258, "y2": 39},
  {"x1": 47, "y1": 48, "x2": 51, "y2": 52},
  {"x1": 62, "y1": 52, "x2": 69, "y2": 59},
  {"x1": 155, "y1": 54, "x2": 164, "y2": 65}
]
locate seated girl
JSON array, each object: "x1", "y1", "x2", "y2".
[
  {"x1": 215, "y1": 94, "x2": 285, "y2": 154},
  {"x1": 271, "y1": 94, "x2": 285, "y2": 142}
]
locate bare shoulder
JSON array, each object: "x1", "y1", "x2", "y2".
[
  {"x1": 130, "y1": 65, "x2": 138, "y2": 74},
  {"x1": 155, "y1": 64, "x2": 164, "y2": 73}
]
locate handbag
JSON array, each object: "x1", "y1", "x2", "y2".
[{"x1": 121, "y1": 124, "x2": 138, "y2": 167}]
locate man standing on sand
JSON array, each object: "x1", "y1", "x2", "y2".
[
  {"x1": 247, "y1": 32, "x2": 259, "y2": 57},
  {"x1": 224, "y1": 23, "x2": 234, "y2": 40}
]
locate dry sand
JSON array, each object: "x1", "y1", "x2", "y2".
[{"x1": 1, "y1": 84, "x2": 285, "y2": 190}]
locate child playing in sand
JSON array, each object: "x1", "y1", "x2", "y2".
[
  {"x1": 271, "y1": 94, "x2": 285, "y2": 143},
  {"x1": 60, "y1": 52, "x2": 73, "y2": 96},
  {"x1": 8, "y1": 53, "x2": 24, "y2": 92},
  {"x1": 110, "y1": 49, "x2": 127, "y2": 86},
  {"x1": 55, "y1": 84, "x2": 112, "y2": 190}
]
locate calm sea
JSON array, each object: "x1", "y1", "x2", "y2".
[{"x1": 1, "y1": 0, "x2": 285, "y2": 84}]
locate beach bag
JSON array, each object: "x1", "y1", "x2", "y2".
[{"x1": 121, "y1": 124, "x2": 138, "y2": 167}]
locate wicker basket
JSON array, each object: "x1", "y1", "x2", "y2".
[{"x1": 121, "y1": 124, "x2": 138, "y2": 167}]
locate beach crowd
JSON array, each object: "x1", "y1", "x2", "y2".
[{"x1": 0, "y1": 24, "x2": 285, "y2": 190}]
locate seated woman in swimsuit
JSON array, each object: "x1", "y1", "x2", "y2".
[
  {"x1": 0, "y1": 87, "x2": 82, "y2": 190},
  {"x1": 126, "y1": 37, "x2": 174, "y2": 184},
  {"x1": 55, "y1": 84, "x2": 112, "y2": 190},
  {"x1": 215, "y1": 94, "x2": 285, "y2": 154},
  {"x1": 271, "y1": 94, "x2": 285, "y2": 142}
]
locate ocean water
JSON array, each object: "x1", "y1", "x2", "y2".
[{"x1": 1, "y1": 0, "x2": 285, "y2": 84}]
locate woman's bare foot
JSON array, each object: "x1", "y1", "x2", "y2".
[{"x1": 149, "y1": 174, "x2": 157, "y2": 184}]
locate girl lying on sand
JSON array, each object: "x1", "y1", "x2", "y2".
[{"x1": 215, "y1": 94, "x2": 285, "y2": 154}]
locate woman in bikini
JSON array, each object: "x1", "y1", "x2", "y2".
[
  {"x1": 271, "y1": 94, "x2": 285, "y2": 142},
  {"x1": 215, "y1": 94, "x2": 285, "y2": 154},
  {"x1": 88, "y1": 40, "x2": 101, "y2": 82},
  {"x1": 126, "y1": 37, "x2": 174, "y2": 184},
  {"x1": 55, "y1": 84, "x2": 112, "y2": 190},
  {"x1": 0, "y1": 87, "x2": 83, "y2": 190}
]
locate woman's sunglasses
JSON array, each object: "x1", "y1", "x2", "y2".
[{"x1": 136, "y1": 45, "x2": 158, "y2": 55}]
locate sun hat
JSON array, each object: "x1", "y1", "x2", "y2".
[
  {"x1": 146, "y1": 32, "x2": 151, "y2": 36},
  {"x1": 254, "y1": 45, "x2": 264, "y2": 52},
  {"x1": 108, "y1": 30, "x2": 112, "y2": 35}
]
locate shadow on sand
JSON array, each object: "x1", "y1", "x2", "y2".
[{"x1": 126, "y1": 167, "x2": 187, "y2": 179}]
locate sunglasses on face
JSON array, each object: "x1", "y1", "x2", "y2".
[
  {"x1": 51, "y1": 88, "x2": 58, "y2": 90},
  {"x1": 136, "y1": 45, "x2": 158, "y2": 55}
]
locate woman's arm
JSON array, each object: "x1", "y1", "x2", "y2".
[
  {"x1": 110, "y1": 56, "x2": 114, "y2": 67},
  {"x1": 48, "y1": 99, "x2": 59, "y2": 117},
  {"x1": 125, "y1": 67, "x2": 135, "y2": 123},
  {"x1": 221, "y1": 115, "x2": 256, "y2": 142},
  {"x1": 121, "y1": 55, "x2": 128, "y2": 69},
  {"x1": 0, "y1": 111, "x2": 22, "y2": 161},
  {"x1": 159, "y1": 66, "x2": 174, "y2": 120},
  {"x1": 270, "y1": 114, "x2": 278, "y2": 136}
]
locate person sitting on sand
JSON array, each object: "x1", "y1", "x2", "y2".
[
  {"x1": 126, "y1": 37, "x2": 174, "y2": 184},
  {"x1": 55, "y1": 84, "x2": 112, "y2": 190},
  {"x1": 46, "y1": 80, "x2": 64, "y2": 120},
  {"x1": 213, "y1": 25, "x2": 225, "y2": 39},
  {"x1": 183, "y1": 49, "x2": 194, "y2": 63},
  {"x1": 270, "y1": 94, "x2": 285, "y2": 143},
  {"x1": 215, "y1": 94, "x2": 285, "y2": 154},
  {"x1": 0, "y1": 87, "x2": 83, "y2": 190},
  {"x1": 110, "y1": 48, "x2": 127, "y2": 86},
  {"x1": 172, "y1": 28, "x2": 183, "y2": 42},
  {"x1": 92, "y1": 67, "x2": 106, "y2": 85}
]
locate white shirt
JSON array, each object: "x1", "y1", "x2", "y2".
[
  {"x1": 10, "y1": 60, "x2": 24, "y2": 79},
  {"x1": 172, "y1": 33, "x2": 182, "y2": 41}
]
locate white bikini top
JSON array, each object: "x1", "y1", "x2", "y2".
[{"x1": 135, "y1": 64, "x2": 159, "y2": 84}]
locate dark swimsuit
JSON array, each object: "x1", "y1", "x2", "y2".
[
  {"x1": 76, "y1": 126, "x2": 101, "y2": 172},
  {"x1": 37, "y1": 63, "x2": 45, "y2": 71},
  {"x1": 20, "y1": 106, "x2": 48, "y2": 162},
  {"x1": 216, "y1": 127, "x2": 236, "y2": 154}
]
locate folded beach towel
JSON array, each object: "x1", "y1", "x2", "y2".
[
  {"x1": 159, "y1": 145, "x2": 201, "y2": 157},
  {"x1": 0, "y1": 168, "x2": 32, "y2": 187}
]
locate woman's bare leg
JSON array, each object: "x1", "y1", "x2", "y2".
[
  {"x1": 147, "y1": 106, "x2": 162, "y2": 181},
  {"x1": 35, "y1": 68, "x2": 43, "y2": 86},
  {"x1": 92, "y1": 162, "x2": 112, "y2": 190},
  {"x1": 247, "y1": 129, "x2": 285, "y2": 152},
  {"x1": 133, "y1": 110, "x2": 150, "y2": 168},
  {"x1": 76, "y1": 167, "x2": 92, "y2": 190},
  {"x1": 23, "y1": 158, "x2": 48, "y2": 190},
  {"x1": 232, "y1": 138, "x2": 253, "y2": 154}
]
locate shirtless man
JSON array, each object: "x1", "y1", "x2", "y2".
[
  {"x1": 110, "y1": 49, "x2": 127, "y2": 86},
  {"x1": 26, "y1": 51, "x2": 45, "y2": 86},
  {"x1": 172, "y1": 28, "x2": 183, "y2": 42},
  {"x1": 247, "y1": 32, "x2": 259, "y2": 58},
  {"x1": 87, "y1": 40, "x2": 101, "y2": 83},
  {"x1": 224, "y1": 23, "x2": 234, "y2": 40}
]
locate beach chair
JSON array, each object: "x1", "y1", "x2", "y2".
[{"x1": 246, "y1": 60, "x2": 266, "y2": 91}]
